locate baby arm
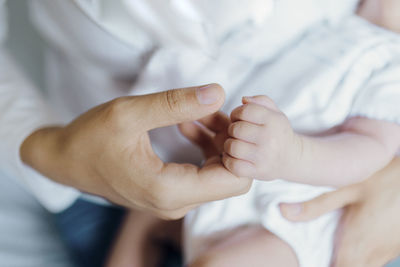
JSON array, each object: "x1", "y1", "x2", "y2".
[{"x1": 224, "y1": 95, "x2": 400, "y2": 187}]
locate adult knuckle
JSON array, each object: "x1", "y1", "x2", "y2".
[
  {"x1": 164, "y1": 90, "x2": 185, "y2": 115},
  {"x1": 105, "y1": 98, "x2": 129, "y2": 126},
  {"x1": 109, "y1": 97, "x2": 127, "y2": 114},
  {"x1": 149, "y1": 183, "x2": 175, "y2": 210}
]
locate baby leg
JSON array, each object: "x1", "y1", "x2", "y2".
[{"x1": 189, "y1": 226, "x2": 299, "y2": 267}]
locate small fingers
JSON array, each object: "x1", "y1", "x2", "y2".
[
  {"x1": 242, "y1": 95, "x2": 279, "y2": 112},
  {"x1": 231, "y1": 103, "x2": 270, "y2": 124},
  {"x1": 224, "y1": 138, "x2": 257, "y2": 163},
  {"x1": 228, "y1": 121, "x2": 262, "y2": 143},
  {"x1": 222, "y1": 153, "x2": 257, "y2": 178}
]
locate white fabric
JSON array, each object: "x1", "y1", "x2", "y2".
[
  {"x1": 0, "y1": 170, "x2": 74, "y2": 267},
  {"x1": 2, "y1": 0, "x2": 399, "y2": 265},
  {"x1": 0, "y1": 49, "x2": 80, "y2": 212},
  {"x1": 184, "y1": 180, "x2": 339, "y2": 267},
  {"x1": 0, "y1": 0, "x2": 360, "y2": 212},
  {"x1": 0, "y1": 3, "x2": 74, "y2": 265},
  {"x1": 184, "y1": 16, "x2": 400, "y2": 267}
]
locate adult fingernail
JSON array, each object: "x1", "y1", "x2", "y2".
[{"x1": 196, "y1": 84, "x2": 220, "y2": 105}]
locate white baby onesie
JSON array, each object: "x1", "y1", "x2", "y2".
[{"x1": 183, "y1": 16, "x2": 400, "y2": 267}]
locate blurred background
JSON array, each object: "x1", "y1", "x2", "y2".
[
  {"x1": 4, "y1": 1, "x2": 400, "y2": 266},
  {"x1": 6, "y1": 0, "x2": 44, "y2": 90}
]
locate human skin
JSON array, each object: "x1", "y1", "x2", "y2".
[
  {"x1": 281, "y1": 156, "x2": 400, "y2": 267},
  {"x1": 358, "y1": 0, "x2": 400, "y2": 33},
  {"x1": 279, "y1": 4, "x2": 400, "y2": 265},
  {"x1": 107, "y1": 110, "x2": 243, "y2": 267},
  {"x1": 181, "y1": 95, "x2": 400, "y2": 267},
  {"x1": 222, "y1": 95, "x2": 400, "y2": 187},
  {"x1": 20, "y1": 84, "x2": 251, "y2": 219},
  {"x1": 108, "y1": 110, "x2": 299, "y2": 267},
  {"x1": 189, "y1": 226, "x2": 298, "y2": 267},
  {"x1": 179, "y1": 110, "x2": 298, "y2": 267}
]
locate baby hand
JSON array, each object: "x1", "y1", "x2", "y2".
[
  {"x1": 179, "y1": 111, "x2": 230, "y2": 159},
  {"x1": 223, "y1": 96, "x2": 301, "y2": 180}
]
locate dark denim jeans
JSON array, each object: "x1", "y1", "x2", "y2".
[
  {"x1": 55, "y1": 199, "x2": 126, "y2": 267},
  {"x1": 55, "y1": 199, "x2": 182, "y2": 267}
]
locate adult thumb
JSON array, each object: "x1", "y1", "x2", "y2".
[
  {"x1": 134, "y1": 84, "x2": 225, "y2": 131},
  {"x1": 279, "y1": 185, "x2": 361, "y2": 222}
]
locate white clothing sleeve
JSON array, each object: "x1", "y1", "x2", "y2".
[
  {"x1": 0, "y1": 1, "x2": 79, "y2": 213},
  {"x1": 350, "y1": 42, "x2": 400, "y2": 124},
  {"x1": 349, "y1": 52, "x2": 400, "y2": 125}
]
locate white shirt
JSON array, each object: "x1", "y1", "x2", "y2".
[
  {"x1": 0, "y1": 0, "x2": 360, "y2": 212},
  {"x1": 184, "y1": 16, "x2": 400, "y2": 265}
]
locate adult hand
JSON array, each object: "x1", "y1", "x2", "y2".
[
  {"x1": 179, "y1": 111, "x2": 230, "y2": 159},
  {"x1": 20, "y1": 84, "x2": 252, "y2": 219},
  {"x1": 280, "y1": 157, "x2": 400, "y2": 267}
]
